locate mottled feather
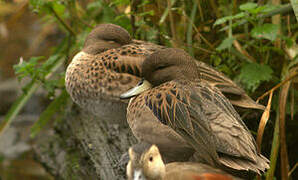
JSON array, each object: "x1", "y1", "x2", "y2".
[{"x1": 124, "y1": 48, "x2": 269, "y2": 174}]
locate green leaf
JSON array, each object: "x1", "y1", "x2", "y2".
[
  {"x1": 251, "y1": 24, "x2": 279, "y2": 41},
  {"x1": 41, "y1": 54, "x2": 61, "y2": 71},
  {"x1": 214, "y1": 16, "x2": 232, "y2": 26},
  {"x1": 1, "y1": 56, "x2": 65, "y2": 137},
  {"x1": 214, "y1": 12, "x2": 246, "y2": 26},
  {"x1": 52, "y1": 1, "x2": 65, "y2": 16},
  {"x1": 216, "y1": 37, "x2": 235, "y2": 51},
  {"x1": 29, "y1": 0, "x2": 52, "y2": 13},
  {"x1": 233, "y1": 12, "x2": 246, "y2": 19},
  {"x1": 138, "y1": 10, "x2": 155, "y2": 16},
  {"x1": 13, "y1": 56, "x2": 44, "y2": 81},
  {"x1": 259, "y1": 4, "x2": 278, "y2": 13},
  {"x1": 109, "y1": 0, "x2": 130, "y2": 6},
  {"x1": 240, "y1": 2, "x2": 258, "y2": 11},
  {"x1": 86, "y1": 1, "x2": 103, "y2": 11},
  {"x1": 291, "y1": 0, "x2": 298, "y2": 22},
  {"x1": 238, "y1": 63, "x2": 273, "y2": 92},
  {"x1": 30, "y1": 89, "x2": 69, "y2": 138}
]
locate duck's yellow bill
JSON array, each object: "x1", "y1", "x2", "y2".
[{"x1": 120, "y1": 79, "x2": 152, "y2": 99}]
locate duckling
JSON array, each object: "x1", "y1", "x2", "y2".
[
  {"x1": 120, "y1": 48, "x2": 269, "y2": 174},
  {"x1": 127, "y1": 144, "x2": 242, "y2": 180},
  {"x1": 65, "y1": 24, "x2": 263, "y2": 121}
]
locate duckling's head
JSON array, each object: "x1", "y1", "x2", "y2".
[
  {"x1": 142, "y1": 48, "x2": 199, "y2": 87},
  {"x1": 127, "y1": 144, "x2": 166, "y2": 180},
  {"x1": 83, "y1": 24, "x2": 132, "y2": 55}
]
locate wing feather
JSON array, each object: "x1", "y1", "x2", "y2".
[{"x1": 143, "y1": 80, "x2": 259, "y2": 165}]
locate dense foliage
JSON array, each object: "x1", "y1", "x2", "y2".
[{"x1": 2, "y1": 0, "x2": 297, "y2": 179}]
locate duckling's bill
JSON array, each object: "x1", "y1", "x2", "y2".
[{"x1": 120, "y1": 79, "x2": 152, "y2": 99}]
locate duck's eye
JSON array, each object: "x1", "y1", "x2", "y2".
[
  {"x1": 149, "y1": 156, "x2": 153, "y2": 162},
  {"x1": 155, "y1": 64, "x2": 167, "y2": 71},
  {"x1": 137, "y1": 78, "x2": 144, "y2": 86},
  {"x1": 102, "y1": 37, "x2": 118, "y2": 43}
]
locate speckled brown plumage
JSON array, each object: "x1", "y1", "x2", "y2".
[
  {"x1": 127, "y1": 144, "x2": 242, "y2": 180},
  {"x1": 65, "y1": 24, "x2": 164, "y2": 120},
  {"x1": 65, "y1": 23, "x2": 263, "y2": 121},
  {"x1": 121, "y1": 48, "x2": 269, "y2": 174}
]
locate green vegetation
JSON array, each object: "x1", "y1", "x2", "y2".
[{"x1": 1, "y1": 0, "x2": 297, "y2": 179}]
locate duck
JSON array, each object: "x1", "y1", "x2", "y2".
[
  {"x1": 120, "y1": 48, "x2": 269, "y2": 174},
  {"x1": 127, "y1": 143, "x2": 242, "y2": 180},
  {"x1": 65, "y1": 23, "x2": 263, "y2": 122},
  {"x1": 65, "y1": 23, "x2": 164, "y2": 122}
]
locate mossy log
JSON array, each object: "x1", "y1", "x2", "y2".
[{"x1": 34, "y1": 104, "x2": 137, "y2": 180}]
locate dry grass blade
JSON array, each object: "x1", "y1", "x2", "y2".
[
  {"x1": 167, "y1": 0, "x2": 178, "y2": 47},
  {"x1": 196, "y1": 0, "x2": 204, "y2": 21},
  {"x1": 279, "y1": 71, "x2": 294, "y2": 180},
  {"x1": 288, "y1": 162, "x2": 298, "y2": 177},
  {"x1": 233, "y1": 40, "x2": 257, "y2": 62},
  {"x1": 256, "y1": 91, "x2": 273, "y2": 152},
  {"x1": 257, "y1": 71, "x2": 298, "y2": 102}
]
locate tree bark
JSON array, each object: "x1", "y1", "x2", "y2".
[{"x1": 34, "y1": 103, "x2": 137, "y2": 179}]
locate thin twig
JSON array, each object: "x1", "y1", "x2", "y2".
[
  {"x1": 257, "y1": 71, "x2": 298, "y2": 101},
  {"x1": 220, "y1": 4, "x2": 293, "y2": 31},
  {"x1": 167, "y1": 0, "x2": 178, "y2": 47},
  {"x1": 209, "y1": 0, "x2": 221, "y2": 18},
  {"x1": 288, "y1": 162, "x2": 298, "y2": 177},
  {"x1": 233, "y1": 40, "x2": 256, "y2": 62},
  {"x1": 196, "y1": 0, "x2": 204, "y2": 21},
  {"x1": 209, "y1": 0, "x2": 256, "y2": 61},
  {"x1": 49, "y1": 6, "x2": 76, "y2": 36},
  {"x1": 182, "y1": 10, "x2": 214, "y2": 49},
  {"x1": 287, "y1": 15, "x2": 291, "y2": 36},
  {"x1": 71, "y1": 1, "x2": 94, "y2": 29},
  {"x1": 191, "y1": 45, "x2": 215, "y2": 54}
]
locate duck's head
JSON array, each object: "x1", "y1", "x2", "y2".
[
  {"x1": 83, "y1": 24, "x2": 132, "y2": 55},
  {"x1": 120, "y1": 48, "x2": 198, "y2": 99},
  {"x1": 142, "y1": 48, "x2": 198, "y2": 86},
  {"x1": 127, "y1": 144, "x2": 166, "y2": 180}
]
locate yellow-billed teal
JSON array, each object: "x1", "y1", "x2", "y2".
[
  {"x1": 65, "y1": 24, "x2": 164, "y2": 121},
  {"x1": 120, "y1": 48, "x2": 269, "y2": 174},
  {"x1": 127, "y1": 144, "x2": 242, "y2": 180},
  {"x1": 65, "y1": 24, "x2": 263, "y2": 121}
]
